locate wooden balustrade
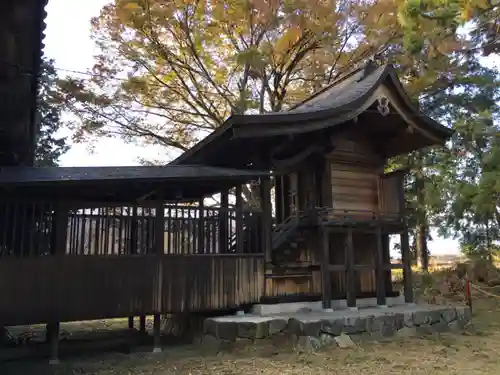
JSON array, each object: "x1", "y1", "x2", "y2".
[{"x1": 0, "y1": 202, "x2": 264, "y2": 258}]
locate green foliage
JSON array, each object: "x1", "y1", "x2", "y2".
[
  {"x1": 418, "y1": 55, "x2": 500, "y2": 258},
  {"x1": 35, "y1": 59, "x2": 70, "y2": 167},
  {"x1": 398, "y1": 0, "x2": 499, "y2": 55}
]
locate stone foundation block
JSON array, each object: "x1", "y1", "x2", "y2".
[
  {"x1": 237, "y1": 321, "x2": 269, "y2": 339},
  {"x1": 203, "y1": 319, "x2": 237, "y2": 341},
  {"x1": 320, "y1": 318, "x2": 344, "y2": 336},
  {"x1": 288, "y1": 318, "x2": 321, "y2": 337}
]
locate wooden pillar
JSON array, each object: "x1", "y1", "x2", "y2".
[
  {"x1": 130, "y1": 204, "x2": 138, "y2": 254},
  {"x1": 345, "y1": 228, "x2": 356, "y2": 308},
  {"x1": 275, "y1": 176, "x2": 283, "y2": 223},
  {"x1": 260, "y1": 176, "x2": 272, "y2": 264},
  {"x1": 51, "y1": 203, "x2": 68, "y2": 256},
  {"x1": 321, "y1": 226, "x2": 331, "y2": 309},
  {"x1": 375, "y1": 225, "x2": 387, "y2": 306},
  {"x1": 153, "y1": 313, "x2": 162, "y2": 353},
  {"x1": 153, "y1": 193, "x2": 164, "y2": 353},
  {"x1": 48, "y1": 204, "x2": 67, "y2": 364},
  {"x1": 401, "y1": 230, "x2": 414, "y2": 303},
  {"x1": 47, "y1": 321, "x2": 60, "y2": 365},
  {"x1": 197, "y1": 198, "x2": 205, "y2": 254},
  {"x1": 235, "y1": 185, "x2": 244, "y2": 253},
  {"x1": 322, "y1": 160, "x2": 333, "y2": 208},
  {"x1": 139, "y1": 315, "x2": 146, "y2": 333},
  {"x1": 282, "y1": 175, "x2": 291, "y2": 219},
  {"x1": 219, "y1": 190, "x2": 229, "y2": 253},
  {"x1": 314, "y1": 160, "x2": 324, "y2": 208}
]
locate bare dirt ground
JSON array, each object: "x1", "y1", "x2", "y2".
[{"x1": 1, "y1": 295, "x2": 500, "y2": 375}]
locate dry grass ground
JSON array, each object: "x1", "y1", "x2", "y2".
[{"x1": 2, "y1": 280, "x2": 500, "y2": 375}]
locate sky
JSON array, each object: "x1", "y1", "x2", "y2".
[{"x1": 43, "y1": 0, "x2": 499, "y2": 255}]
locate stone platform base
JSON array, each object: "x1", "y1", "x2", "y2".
[
  {"x1": 252, "y1": 295, "x2": 405, "y2": 316},
  {"x1": 202, "y1": 304, "x2": 471, "y2": 351}
]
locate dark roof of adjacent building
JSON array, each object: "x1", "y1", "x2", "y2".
[
  {"x1": 171, "y1": 63, "x2": 453, "y2": 168},
  {"x1": 0, "y1": 0, "x2": 48, "y2": 166},
  {"x1": 0, "y1": 165, "x2": 269, "y2": 202}
]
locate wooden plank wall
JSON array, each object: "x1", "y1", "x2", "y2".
[
  {"x1": 326, "y1": 136, "x2": 383, "y2": 215},
  {"x1": 0, "y1": 254, "x2": 264, "y2": 326},
  {"x1": 264, "y1": 233, "x2": 322, "y2": 298},
  {"x1": 378, "y1": 173, "x2": 402, "y2": 216},
  {"x1": 330, "y1": 163, "x2": 379, "y2": 213},
  {"x1": 329, "y1": 232, "x2": 376, "y2": 295}
]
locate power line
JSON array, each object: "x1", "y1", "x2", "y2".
[{"x1": 1, "y1": 59, "x2": 497, "y2": 125}]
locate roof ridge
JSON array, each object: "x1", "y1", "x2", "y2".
[{"x1": 287, "y1": 63, "x2": 369, "y2": 111}]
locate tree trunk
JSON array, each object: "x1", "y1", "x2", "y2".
[
  {"x1": 415, "y1": 153, "x2": 429, "y2": 272},
  {"x1": 415, "y1": 223, "x2": 429, "y2": 271}
]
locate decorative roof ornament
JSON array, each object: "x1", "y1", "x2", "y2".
[
  {"x1": 376, "y1": 96, "x2": 390, "y2": 116},
  {"x1": 362, "y1": 53, "x2": 384, "y2": 78}
]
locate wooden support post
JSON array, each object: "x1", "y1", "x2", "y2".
[
  {"x1": 314, "y1": 160, "x2": 324, "y2": 208},
  {"x1": 401, "y1": 230, "x2": 414, "y2": 303},
  {"x1": 153, "y1": 314, "x2": 161, "y2": 353},
  {"x1": 219, "y1": 190, "x2": 229, "y2": 253},
  {"x1": 128, "y1": 317, "x2": 134, "y2": 330},
  {"x1": 51, "y1": 203, "x2": 68, "y2": 256},
  {"x1": 47, "y1": 322, "x2": 60, "y2": 365},
  {"x1": 345, "y1": 228, "x2": 356, "y2": 308},
  {"x1": 139, "y1": 315, "x2": 146, "y2": 333},
  {"x1": 375, "y1": 225, "x2": 387, "y2": 306},
  {"x1": 282, "y1": 175, "x2": 291, "y2": 219},
  {"x1": 130, "y1": 204, "x2": 138, "y2": 254},
  {"x1": 197, "y1": 198, "x2": 205, "y2": 254},
  {"x1": 259, "y1": 176, "x2": 272, "y2": 264},
  {"x1": 275, "y1": 176, "x2": 283, "y2": 223},
  {"x1": 321, "y1": 226, "x2": 331, "y2": 309},
  {"x1": 235, "y1": 185, "x2": 243, "y2": 253},
  {"x1": 153, "y1": 193, "x2": 164, "y2": 353}
]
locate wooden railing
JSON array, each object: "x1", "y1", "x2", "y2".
[
  {"x1": 0, "y1": 202, "x2": 264, "y2": 258},
  {"x1": 0, "y1": 254, "x2": 264, "y2": 326}
]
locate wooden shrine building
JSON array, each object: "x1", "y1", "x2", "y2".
[
  {"x1": 0, "y1": 0, "x2": 453, "y2": 363},
  {"x1": 172, "y1": 62, "x2": 453, "y2": 309}
]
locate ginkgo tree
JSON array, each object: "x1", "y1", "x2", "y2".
[{"x1": 57, "y1": 0, "x2": 462, "y2": 161}]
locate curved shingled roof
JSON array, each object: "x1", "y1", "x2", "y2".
[{"x1": 171, "y1": 63, "x2": 453, "y2": 167}]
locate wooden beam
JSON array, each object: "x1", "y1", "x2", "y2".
[
  {"x1": 130, "y1": 204, "x2": 138, "y2": 254},
  {"x1": 51, "y1": 203, "x2": 68, "y2": 256},
  {"x1": 260, "y1": 177, "x2": 273, "y2": 264},
  {"x1": 197, "y1": 198, "x2": 205, "y2": 254},
  {"x1": 153, "y1": 313, "x2": 161, "y2": 353},
  {"x1": 345, "y1": 228, "x2": 356, "y2": 308},
  {"x1": 154, "y1": 192, "x2": 164, "y2": 352},
  {"x1": 235, "y1": 185, "x2": 243, "y2": 253},
  {"x1": 219, "y1": 190, "x2": 229, "y2": 253},
  {"x1": 321, "y1": 226, "x2": 331, "y2": 309},
  {"x1": 375, "y1": 225, "x2": 387, "y2": 306},
  {"x1": 271, "y1": 144, "x2": 324, "y2": 170},
  {"x1": 139, "y1": 316, "x2": 146, "y2": 333},
  {"x1": 47, "y1": 321, "x2": 60, "y2": 365},
  {"x1": 275, "y1": 176, "x2": 283, "y2": 223},
  {"x1": 282, "y1": 175, "x2": 291, "y2": 219},
  {"x1": 314, "y1": 159, "x2": 324, "y2": 207},
  {"x1": 154, "y1": 195, "x2": 165, "y2": 255}
]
